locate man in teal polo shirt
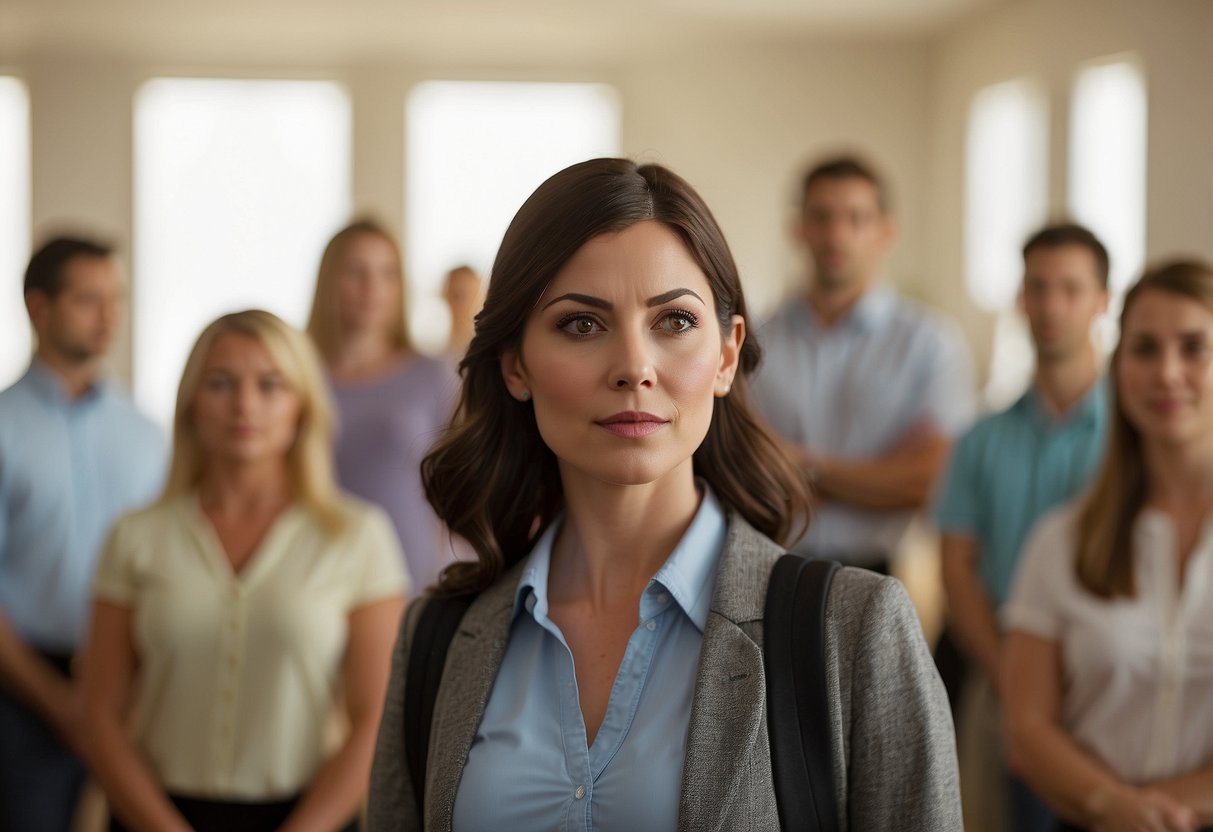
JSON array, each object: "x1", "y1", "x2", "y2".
[{"x1": 935, "y1": 223, "x2": 1110, "y2": 832}]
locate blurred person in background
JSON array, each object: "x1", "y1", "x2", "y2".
[
  {"x1": 1003, "y1": 260, "x2": 1213, "y2": 832},
  {"x1": 0, "y1": 236, "x2": 163, "y2": 832},
  {"x1": 441, "y1": 264, "x2": 485, "y2": 359},
  {"x1": 308, "y1": 220, "x2": 462, "y2": 593},
  {"x1": 751, "y1": 154, "x2": 975, "y2": 575},
  {"x1": 935, "y1": 223, "x2": 1110, "y2": 832},
  {"x1": 82, "y1": 310, "x2": 407, "y2": 832}
]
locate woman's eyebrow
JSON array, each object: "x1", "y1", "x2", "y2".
[
  {"x1": 541, "y1": 292, "x2": 611, "y2": 311},
  {"x1": 647, "y1": 288, "x2": 705, "y2": 307}
]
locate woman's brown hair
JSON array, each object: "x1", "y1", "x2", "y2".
[
  {"x1": 423, "y1": 158, "x2": 811, "y2": 596},
  {"x1": 1074, "y1": 258, "x2": 1213, "y2": 598}
]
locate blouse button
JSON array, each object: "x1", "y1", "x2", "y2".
[
  {"x1": 574, "y1": 785, "x2": 586, "y2": 800},
  {"x1": 645, "y1": 620, "x2": 657, "y2": 632}
]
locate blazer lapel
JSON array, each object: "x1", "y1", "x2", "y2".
[
  {"x1": 424, "y1": 567, "x2": 521, "y2": 832},
  {"x1": 679, "y1": 516, "x2": 784, "y2": 831}
]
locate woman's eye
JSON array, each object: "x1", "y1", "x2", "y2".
[
  {"x1": 660, "y1": 311, "x2": 699, "y2": 334},
  {"x1": 558, "y1": 316, "x2": 602, "y2": 336}
]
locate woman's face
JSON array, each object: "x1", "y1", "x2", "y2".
[
  {"x1": 193, "y1": 332, "x2": 303, "y2": 467},
  {"x1": 503, "y1": 221, "x2": 743, "y2": 490},
  {"x1": 1117, "y1": 289, "x2": 1213, "y2": 448},
  {"x1": 335, "y1": 233, "x2": 402, "y2": 338}
]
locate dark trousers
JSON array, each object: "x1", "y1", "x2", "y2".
[
  {"x1": 108, "y1": 794, "x2": 360, "y2": 832},
  {"x1": 0, "y1": 652, "x2": 86, "y2": 832}
]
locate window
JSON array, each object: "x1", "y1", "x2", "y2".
[
  {"x1": 964, "y1": 79, "x2": 1049, "y2": 312},
  {"x1": 964, "y1": 78, "x2": 1049, "y2": 407},
  {"x1": 1069, "y1": 57, "x2": 1147, "y2": 295},
  {"x1": 134, "y1": 78, "x2": 351, "y2": 427},
  {"x1": 405, "y1": 81, "x2": 621, "y2": 350},
  {"x1": 0, "y1": 77, "x2": 31, "y2": 390}
]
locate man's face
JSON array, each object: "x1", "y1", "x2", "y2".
[
  {"x1": 29, "y1": 256, "x2": 124, "y2": 364},
  {"x1": 795, "y1": 177, "x2": 894, "y2": 293},
  {"x1": 1020, "y1": 244, "x2": 1108, "y2": 364}
]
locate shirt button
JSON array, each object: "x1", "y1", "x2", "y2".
[
  {"x1": 574, "y1": 785, "x2": 586, "y2": 800},
  {"x1": 657, "y1": 593, "x2": 670, "y2": 604},
  {"x1": 646, "y1": 620, "x2": 657, "y2": 631}
]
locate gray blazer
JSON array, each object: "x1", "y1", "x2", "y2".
[{"x1": 367, "y1": 515, "x2": 962, "y2": 831}]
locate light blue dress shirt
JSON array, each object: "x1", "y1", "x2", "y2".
[
  {"x1": 751, "y1": 287, "x2": 975, "y2": 564},
  {"x1": 452, "y1": 487, "x2": 726, "y2": 832},
  {"x1": 0, "y1": 361, "x2": 165, "y2": 650},
  {"x1": 934, "y1": 379, "x2": 1108, "y2": 605}
]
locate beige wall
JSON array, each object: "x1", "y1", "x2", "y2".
[
  {"x1": 8, "y1": 0, "x2": 1213, "y2": 390},
  {"x1": 926, "y1": 0, "x2": 1213, "y2": 384},
  {"x1": 7, "y1": 38, "x2": 932, "y2": 384}
]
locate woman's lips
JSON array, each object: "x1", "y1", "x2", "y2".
[{"x1": 597, "y1": 412, "x2": 668, "y2": 438}]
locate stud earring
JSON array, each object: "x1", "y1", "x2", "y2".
[{"x1": 519, "y1": 390, "x2": 531, "y2": 402}]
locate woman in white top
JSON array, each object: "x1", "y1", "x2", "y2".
[
  {"x1": 1003, "y1": 260, "x2": 1213, "y2": 832},
  {"x1": 82, "y1": 310, "x2": 408, "y2": 832}
]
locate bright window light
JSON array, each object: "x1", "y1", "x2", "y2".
[
  {"x1": 0, "y1": 77, "x2": 31, "y2": 390},
  {"x1": 964, "y1": 79, "x2": 1049, "y2": 312},
  {"x1": 1069, "y1": 58, "x2": 1147, "y2": 295},
  {"x1": 134, "y1": 78, "x2": 351, "y2": 428},
  {"x1": 405, "y1": 81, "x2": 621, "y2": 350}
]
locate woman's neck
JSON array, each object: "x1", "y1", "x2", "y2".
[
  {"x1": 1144, "y1": 437, "x2": 1213, "y2": 510},
  {"x1": 198, "y1": 459, "x2": 292, "y2": 518},
  {"x1": 548, "y1": 465, "x2": 702, "y2": 611},
  {"x1": 329, "y1": 331, "x2": 407, "y2": 382}
]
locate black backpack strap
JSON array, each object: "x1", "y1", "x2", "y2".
[
  {"x1": 764, "y1": 554, "x2": 841, "y2": 832},
  {"x1": 403, "y1": 593, "x2": 477, "y2": 820}
]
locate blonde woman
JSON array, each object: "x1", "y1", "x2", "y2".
[
  {"x1": 82, "y1": 310, "x2": 408, "y2": 832},
  {"x1": 308, "y1": 221, "x2": 461, "y2": 593},
  {"x1": 1003, "y1": 260, "x2": 1213, "y2": 832}
]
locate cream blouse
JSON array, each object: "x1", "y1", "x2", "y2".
[
  {"x1": 1004, "y1": 503, "x2": 1213, "y2": 784},
  {"x1": 93, "y1": 494, "x2": 409, "y2": 799}
]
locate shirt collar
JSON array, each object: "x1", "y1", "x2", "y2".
[
  {"x1": 514, "y1": 484, "x2": 727, "y2": 633},
  {"x1": 798, "y1": 282, "x2": 896, "y2": 336},
  {"x1": 1018, "y1": 375, "x2": 1107, "y2": 429},
  {"x1": 22, "y1": 357, "x2": 109, "y2": 407}
]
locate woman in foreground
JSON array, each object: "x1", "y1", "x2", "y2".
[{"x1": 368, "y1": 158, "x2": 960, "y2": 831}]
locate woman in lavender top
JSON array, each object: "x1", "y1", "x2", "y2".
[{"x1": 307, "y1": 219, "x2": 459, "y2": 593}]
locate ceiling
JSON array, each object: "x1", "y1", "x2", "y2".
[{"x1": 1, "y1": 0, "x2": 1011, "y2": 66}]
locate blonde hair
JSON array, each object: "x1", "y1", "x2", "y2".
[
  {"x1": 1075, "y1": 259, "x2": 1213, "y2": 598},
  {"x1": 161, "y1": 309, "x2": 346, "y2": 534},
  {"x1": 306, "y1": 219, "x2": 412, "y2": 362}
]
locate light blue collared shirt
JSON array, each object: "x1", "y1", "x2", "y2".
[
  {"x1": 0, "y1": 361, "x2": 165, "y2": 650},
  {"x1": 935, "y1": 379, "x2": 1108, "y2": 605},
  {"x1": 453, "y1": 487, "x2": 727, "y2": 832},
  {"x1": 751, "y1": 286, "x2": 975, "y2": 564}
]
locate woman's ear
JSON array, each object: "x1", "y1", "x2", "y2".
[
  {"x1": 500, "y1": 348, "x2": 531, "y2": 402},
  {"x1": 715, "y1": 314, "x2": 746, "y2": 397}
]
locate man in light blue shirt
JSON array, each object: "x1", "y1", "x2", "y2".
[
  {"x1": 934, "y1": 223, "x2": 1111, "y2": 832},
  {"x1": 752, "y1": 155, "x2": 975, "y2": 572},
  {"x1": 0, "y1": 236, "x2": 164, "y2": 832}
]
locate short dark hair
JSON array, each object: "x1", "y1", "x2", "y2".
[
  {"x1": 800, "y1": 155, "x2": 890, "y2": 214},
  {"x1": 24, "y1": 236, "x2": 113, "y2": 297},
  {"x1": 1022, "y1": 223, "x2": 1110, "y2": 289}
]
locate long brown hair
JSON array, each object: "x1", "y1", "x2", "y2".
[
  {"x1": 1074, "y1": 259, "x2": 1213, "y2": 598},
  {"x1": 306, "y1": 219, "x2": 412, "y2": 362},
  {"x1": 423, "y1": 158, "x2": 812, "y2": 596}
]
